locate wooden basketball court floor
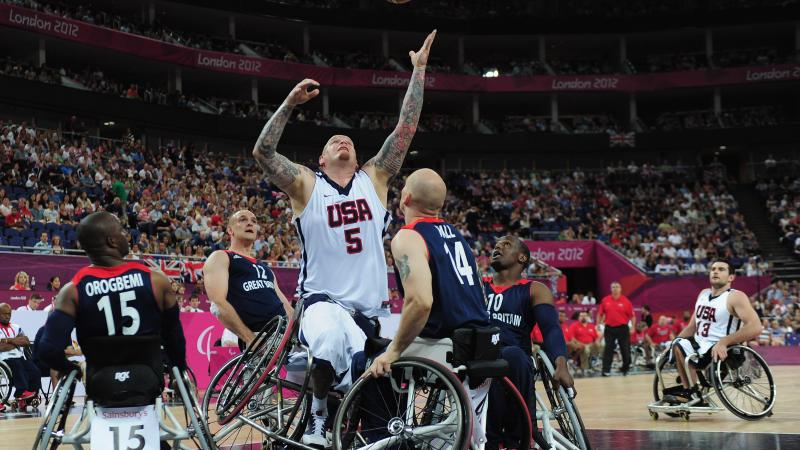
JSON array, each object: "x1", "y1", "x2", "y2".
[{"x1": 2, "y1": 365, "x2": 799, "y2": 449}]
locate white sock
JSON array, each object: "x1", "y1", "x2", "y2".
[{"x1": 312, "y1": 395, "x2": 328, "y2": 417}]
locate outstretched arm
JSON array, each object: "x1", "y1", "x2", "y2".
[
  {"x1": 252, "y1": 79, "x2": 318, "y2": 203},
  {"x1": 531, "y1": 281, "x2": 574, "y2": 390},
  {"x1": 364, "y1": 30, "x2": 437, "y2": 198},
  {"x1": 365, "y1": 229, "x2": 432, "y2": 377}
]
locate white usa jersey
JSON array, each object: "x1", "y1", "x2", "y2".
[
  {"x1": 293, "y1": 170, "x2": 391, "y2": 317},
  {"x1": 693, "y1": 288, "x2": 740, "y2": 347}
]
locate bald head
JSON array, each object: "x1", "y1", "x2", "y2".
[
  {"x1": 403, "y1": 169, "x2": 447, "y2": 214},
  {"x1": 0, "y1": 303, "x2": 10, "y2": 325},
  {"x1": 77, "y1": 211, "x2": 129, "y2": 258},
  {"x1": 228, "y1": 209, "x2": 256, "y2": 227}
]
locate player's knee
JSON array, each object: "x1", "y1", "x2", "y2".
[{"x1": 501, "y1": 346, "x2": 529, "y2": 367}]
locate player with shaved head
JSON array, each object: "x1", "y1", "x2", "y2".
[
  {"x1": 202, "y1": 209, "x2": 294, "y2": 348},
  {"x1": 251, "y1": 31, "x2": 437, "y2": 445}
]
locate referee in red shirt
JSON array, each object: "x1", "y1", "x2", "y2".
[{"x1": 597, "y1": 281, "x2": 635, "y2": 376}]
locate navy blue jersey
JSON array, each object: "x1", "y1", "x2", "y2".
[
  {"x1": 483, "y1": 278, "x2": 535, "y2": 353},
  {"x1": 225, "y1": 251, "x2": 285, "y2": 329},
  {"x1": 402, "y1": 218, "x2": 489, "y2": 339},
  {"x1": 72, "y1": 261, "x2": 162, "y2": 343}
]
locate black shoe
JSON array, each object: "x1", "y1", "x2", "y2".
[
  {"x1": 623, "y1": 371, "x2": 629, "y2": 376},
  {"x1": 601, "y1": 372, "x2": 611, "y2": 377},
  {"x1": 663, "y1": 389, "x2": 693, "y2": 405}
]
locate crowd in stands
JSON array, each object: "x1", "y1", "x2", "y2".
[
  {"x1": 753, "y1": 280, "x2": 800, "y2": 346},
  {"x1": 0, "y1": 118, "x2": 762, "y2": 275},
  {"x1": 649, "y1": 106, "x2": 782, "y2": 131},
  {"x1": 3, "y1": 0, "x2": 798, "y2": 79},
  {"x1": 2, "y1": 118, "x2": 799, "y2": 344},
  {"x1": 756, "y1": 166, "x2": 800, "y2": 257}
]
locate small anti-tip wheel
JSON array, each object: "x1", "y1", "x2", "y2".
[
  {"x1": 680, "y1": 411, "x2": 690, "y2": 421},
  {"x1": 649, "y1": 411, "x2": 659, "y2": 420}
]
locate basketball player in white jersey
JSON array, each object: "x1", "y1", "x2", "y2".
[
  {"x1": 667, "y1": 259, "x2": 762, "y2": 403},
  {"x1": 251, "y1": 31, "x2": 437, "y2": 445}
]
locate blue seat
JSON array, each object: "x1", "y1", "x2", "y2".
[
  {"x1": 4, "y1": 228, "x2": 20, "y2": 238},
  {"x1": 24, "y1": 237, "x2": 37, "y2": 248},
  {"x1": 21, "y1": 229, "x2": 35, "y2": 239},
  {"x1": 66, "y1": 230, "x2": 78, "y2": 242},
  {"x1": 8, "y1": 236, "x2": 22, "y2": 247},
  {"x1": 30, "y1": 221, "x2": 45, "y2": 232},
  {"x1": 45, "y1": 223, "x2": 60, "y2": 233}
]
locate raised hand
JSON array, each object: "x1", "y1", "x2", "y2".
[
  {"x1": 286, "y1": 79, "x2": 320, "y2": 106},
  {"x1": 409, "y1": 30, "x2": 437, "y2": 69}
]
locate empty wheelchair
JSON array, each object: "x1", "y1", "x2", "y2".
[
  {"x1": 647, "y1": 344, "x2": 776, "y2": 421},
  {"x1": 32, "y1": 335, "x2": 214, "y2": 450}
]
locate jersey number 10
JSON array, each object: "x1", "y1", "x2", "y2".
[{"x1": 444, "y1": 241, "x2": 475, "y2": 286}]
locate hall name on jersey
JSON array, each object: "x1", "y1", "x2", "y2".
[
  {"x1": 242, "y1": 279, "x2": 275, "y2": 292},
  {"x1": 84, "y1": 273, "x2": 145, "y2": 296},
  {"x1": 327, "y1": 199, "x2": 373, "y2": 228},
  {"x1": 436, "y1": 224, "x2": 457, "y2": 239},
  {"x1": 490, "y1": 312, "x2": 523, "y2": 327}
]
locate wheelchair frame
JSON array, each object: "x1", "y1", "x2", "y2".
[
  {"x1": 205, "y1": 300, "x2": 591, "y2": 450},
  {"x1": 32, "y1": 366, "x2": 213, "y2": 450},
  {"x1": 646, "y1": 344, "x2": 776, "y2": 421},
  {"x1": 0, "y1": 360, "x2": 11, "y2": 405}
]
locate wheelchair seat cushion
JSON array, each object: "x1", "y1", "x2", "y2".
[
  {"x1": 451, "y1": 326, "x2": 502, "y2": 366},
  {"x1": 88, "y1": 364, "x2": 162, "y2": 407}
]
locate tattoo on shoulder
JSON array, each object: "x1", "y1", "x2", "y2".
[{"x1": 397, "y1": 254, "x2": 411, "y2": 281}]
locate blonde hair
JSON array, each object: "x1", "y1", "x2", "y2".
[{"x1": 15, "y1": 271, "x2": 29, "y2": 286}]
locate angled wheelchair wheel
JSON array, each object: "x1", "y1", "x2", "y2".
[
  {"x1": 712, "y1": 345, "x2": 776, "y2": 421},
  {"x1": 536, "y1": 352, "x2": 591, "y2": 450},
  {"x1": 651, "y1": 350, "x2": 681, "y2": 418},
  {"x1": 204, "y1": 349, "x2": 311, "y2": 449},
  {"x1": 32, "y1": 369, "x2": 79, "y2": 450},
  {"x1": 333, "y1": 357, "x2": 472, "y2": 450},
  {"x1": 0, "y1": 361, "x2": 11, "y2": 405},
  {"x1": 487, "y1": 376, "x2": 532, "y2": 450},
  {"x1": 215, "y1": 316, "x2": 289, "y2": 425}
]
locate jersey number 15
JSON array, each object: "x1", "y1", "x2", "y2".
[{"x1": 97, "y1": 290, "x2": 141, "y2": 336}]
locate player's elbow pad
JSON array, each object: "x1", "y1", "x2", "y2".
[
  {"x1": 533, "y1": 303, "x2": 567, "y2": 362},
  {"x1": 161, "y1": 304, "x2": 187, "y2": 370},
  {"x1": 39, "y1": 310, "x2": 76, "y2": 372}
]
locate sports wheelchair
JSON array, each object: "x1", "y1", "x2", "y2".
[
  {"x1": 32, "y1": 335, "x2": 214, "y2": 450},
  {"x1": 204, "y1": 300, "x2": 591, "y2": 450},
  {"x1": 647, "y1": 344, "x2": 776, "y2": 421},
  {"x1": 0, "y1": 360, "x2": 11, "y2": 405}
]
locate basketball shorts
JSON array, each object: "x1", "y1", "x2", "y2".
[
  {"x1": 299, "y1": 299, "x2": 368, "y2": 391},
  {"x1": 670, "y1": 336, "x2": 714, "y2": 369}
]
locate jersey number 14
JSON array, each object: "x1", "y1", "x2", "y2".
[{"x1": 444, "y1": 241, "x2": 475, "y2": 286}]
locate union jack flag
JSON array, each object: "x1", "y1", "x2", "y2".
[
  {"x1": 181, "y1": 260, "x2": 205, "y2": 283},
  {"x1": 609, "y1": 131, "x2": 635, "y2": 148},
  {"x1": 141, "y1": 257, "x2": 185, "y2": 280}
]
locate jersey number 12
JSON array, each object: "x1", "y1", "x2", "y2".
[{"x1": 444, "y1": 241, "x2": 475, "y2": 285}]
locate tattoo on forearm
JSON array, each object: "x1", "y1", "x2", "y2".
[
  {"x1": 370, "y1": 67, "x2": 425, "y2": 176},
  {"x1": 397, "y1": 254, "x2": 411, "y2": 281},
  {"x1": 253, "y1": 102, "x2": 299, "y2": 188}
]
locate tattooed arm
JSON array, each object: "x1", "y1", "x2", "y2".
[
  {"x1": 365, "y1": 228, "x2": 432, "y2": 377},
  {"x1": 364, "y1": 30, "x2": 437, "y2": 205},
  {"x1": 252, "y1": 78, "x2": 318, "y2": 209}
]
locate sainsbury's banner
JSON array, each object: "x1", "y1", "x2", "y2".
[{"x1": 3, "y1": 4, "x2": 800, "y2": 93}]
